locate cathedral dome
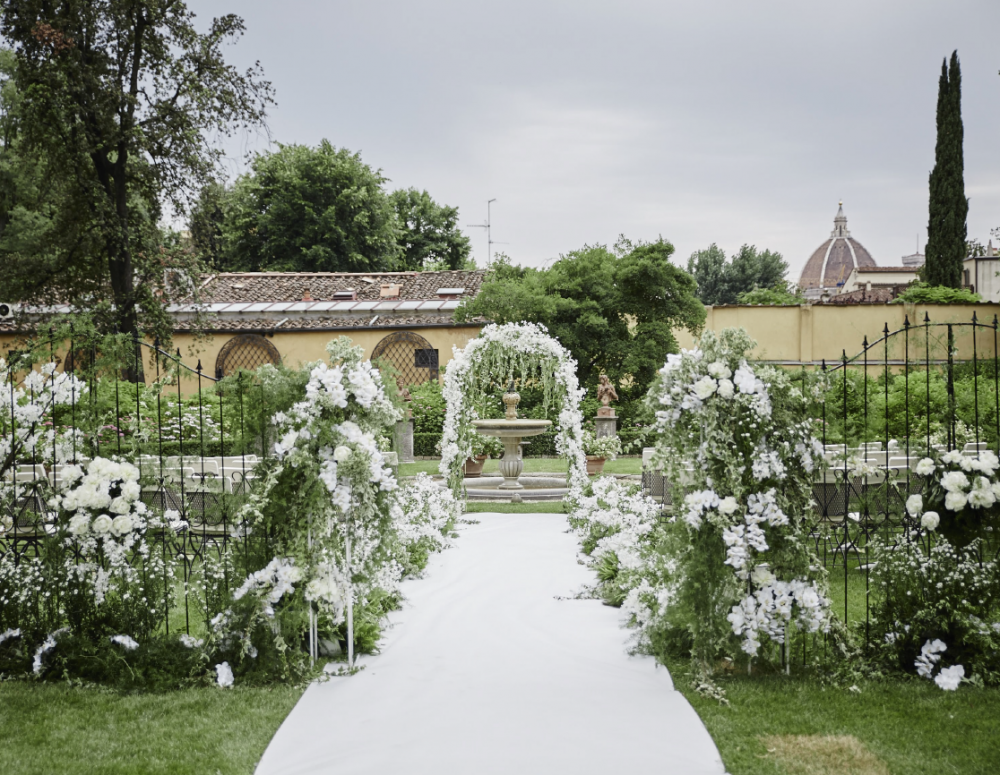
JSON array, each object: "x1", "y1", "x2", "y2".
[{"x1": 799, "y1": 203, "x2": 876, "y2": 297}]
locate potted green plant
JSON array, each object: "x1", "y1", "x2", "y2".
[
  {"x1": 463, "y1": 434, "x2": 503, "y2": 478},
  {"x1": 581, "y1": 429, "x2": 622, "y2": 475}
]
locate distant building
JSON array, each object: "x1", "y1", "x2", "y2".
[
  {"x1": 799, "y1": 202, "x2": 877, "y2": 300},
  {"x1": 901, "y1": 251, "x2": 925, "y2": 267},
  {"x1": 963, "y1": 242, "x2": 1000, "y2": 302},
  {"x1": 840, "y1": 265, "x2": 920, "y2": 295}
]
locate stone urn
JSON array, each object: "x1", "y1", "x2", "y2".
[
  {"x1": 586, "y1": 455, "x2": 606, "y2": 476},
  {"x1": 463, "y1": 454, "x2": 488, "y2": 478}
]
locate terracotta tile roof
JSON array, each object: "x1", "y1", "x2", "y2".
[
  {"x1": 194, "y1": 270, "x2": 486, "y2": 304},
  {"x1": 855, "y1": 266, "x2": 915, "y2": 273},
  {"x1": 172, "y1": 314, "x2": 484, "y2": 332}
]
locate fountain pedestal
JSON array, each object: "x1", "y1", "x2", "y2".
[
  {"x1": 471, "y1": 385, "x2": 551, "y2": 491},
  {"x1": 497, "y1": 437, "x2": 526, "y2": 490},
  {"x1": 472, "y1": 419, "x2": 552, "y2": 490}
]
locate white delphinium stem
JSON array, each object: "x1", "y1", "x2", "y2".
[{"x1": 346, "y1": 529, "x2": 354, "y2": 670}]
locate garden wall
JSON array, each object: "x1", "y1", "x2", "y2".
[
  {"x1": 674, "y1": 303, "x2": 1000, "y2": 366},
  {"x1": 0, "y1": 325, "x2": 485, "y2": 394}
]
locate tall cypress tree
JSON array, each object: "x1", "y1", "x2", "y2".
[{"x1": 924, "y1": 51, "x2": 967, "y2": 288}]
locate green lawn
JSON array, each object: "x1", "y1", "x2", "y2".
[
  {"x1": 463, "y1": 501, "x2": 567, "y2": 514},
  {"x1": 399, "y1": 456, "x2": 642, "y2": 477},
  {"x1": 0, "y1": 682, "x2": 303, "y2": 775},
  {"x1": 669, "y1": 663, "x2": 1000, "y2": 774}
]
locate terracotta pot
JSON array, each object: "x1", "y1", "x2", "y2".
[
  {"x1": 463, "y1": 454, "x2": 488, "y2": 478},
  {"x1": 586, "y1": 455, "x2": 606, "y2": 475}
]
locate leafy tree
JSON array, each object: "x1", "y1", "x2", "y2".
[
  {"x1": 924, "y1": 51, "x2": 967, "y2": 288},
  {"x1": 686, "y1": 243, "x2": 788, "y2": 305},
  {"x1": 736, "y1": 281, "x2": 805, "y2": 305},
  {"x1": 455, "y1": 238, "x2": 705, "y2": 402},
  {"x1": 390, "y1": 188, "x2": 472, "y2": 270},
  {"x1": 0, "y1": 3, "x2": 273, "y2": 363},
  {"x1": 189, "y1": 179, "x2": 229, "y2": 270},
  {"x1": 221, "y1": 141, "x2": 400, "y2": 273}
]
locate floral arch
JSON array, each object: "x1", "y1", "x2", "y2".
[{"x1": 439, "y1": 322, "x2": 588, "y2": 494}]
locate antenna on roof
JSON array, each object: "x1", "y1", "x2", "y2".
[{"x1": 467, "y1": 199, "x2": 497, "y2": 264}]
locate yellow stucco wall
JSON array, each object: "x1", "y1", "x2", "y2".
[
  {"x1": 675, "y1": 303, "x2": 1000, "y2": 366},
  {"x1": 0, "y1": 326, "x2": 484, "y2": 393}
]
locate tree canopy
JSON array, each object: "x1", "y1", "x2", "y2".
[
  {"x1": 924, "y1": 51, "x2": 966, "y2": 289},
  {"x1": 0, "y1": 2, "x2": 273, "y2": 356},
  {"x1": 736, "y1": 281, "x2": 805, "y2": 306},
  {"x1": 219, "y1": 141, "x2": 400, "y2": 273},
  {"x1": 455, "y1": 238, "x2": 705, "y2": 398},
  {"x1": 203, "y1": 149, "x2": 473, "y2": 274},
  {"x1": 391, "y1": 188, "x2": 473, "y2": 271},
  {"x1": 686, "y1": 243, "x2": 789, "y2": 306}
]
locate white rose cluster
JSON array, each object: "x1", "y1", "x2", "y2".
[
  {"x1": 910, "y1": 449, "x2": 1000, "y2": 525},
  {"x1": 56, "y1": 458, "x2": 147, "y2": 545}
]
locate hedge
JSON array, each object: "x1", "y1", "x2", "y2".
[{"x1": 411, "y1": 429, "x2": 651, "y2": 459}]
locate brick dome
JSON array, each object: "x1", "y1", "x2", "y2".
[{"x1": 799, "y1": 203, "x2": 876, "y2": 297}]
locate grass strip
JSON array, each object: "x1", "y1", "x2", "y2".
[
  {"x1": 462, "y1": 502, "x2": 567, "y2": 514},
  {"x1": 0, "y1": 682, "x2": 303, "y2": 775},
  {"x1": 399, "y1": 457, "x2": 643, "y2": 477},
  {"x1": 667, "y1": 661, "x2": 1000, "y2": 775}
]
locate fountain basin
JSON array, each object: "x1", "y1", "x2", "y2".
[
  {"x1": 471, "y1": 419, "x2": 553, "y2": 437},
  {"x1": 472, "y1": 419, "x2": 551, "y2": 490}
]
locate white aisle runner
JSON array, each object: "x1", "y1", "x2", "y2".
[{"x1": 256, "y1": 512, "x2": 727, "y2": 775}]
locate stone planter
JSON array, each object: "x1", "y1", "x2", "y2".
[
  {"x1": 463, "y1": 454, "x2": 488, "y2": 478},
  {"x1": 586, "y1": 455, "x2": 606, "y2": 476}
]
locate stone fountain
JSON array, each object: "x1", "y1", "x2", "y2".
[{"x1": 468, "y1": 383, "x2": 560, "y2": 498}]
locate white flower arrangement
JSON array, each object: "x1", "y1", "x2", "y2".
[
  {"x1": 233, "y1": 557, "x2": 302, "y2": 618},
  {"x1": 580, "y1": 429, "x2": 622, "y2": 460},
  {"x1": 906, "y1": 447, "x2": 1000, "y2": 542},
  {"x1": 0, "y1": 359, "x2": 87, "y2": 481},
  {"x1": 438, "y1": 322, "x2": 588, "y2": 495},
  {"x1": 645, "y1": 328, "x2": 831, "y2": 661}
]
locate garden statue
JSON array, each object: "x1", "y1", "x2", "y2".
[{"x1": 597, "y1": 374, "x2": 617, "y2": 418}]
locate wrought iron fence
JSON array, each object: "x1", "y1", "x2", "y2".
[
  {"x1": 643, "y1": 312, "x2": 1000, "y2": 650},
  {"x1": 1, "y1": 332, "x2": 273, "y2": 636}
]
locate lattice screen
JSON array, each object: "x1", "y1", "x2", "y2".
[
  {"x1": 215, "y1": 334, "x2": 281, "y2": 378},
  {"x1": 370, "y1": 331, "x2": 439, "y2": 386}
]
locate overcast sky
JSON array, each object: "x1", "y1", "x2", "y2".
[{"x1": 194, "y1": 0, "x2": 1000, "y2": 281}]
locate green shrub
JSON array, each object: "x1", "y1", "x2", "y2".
[{"x1": 893, "y1": 282, "x2": 982, "y2": 305}]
